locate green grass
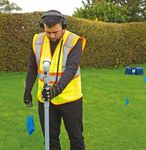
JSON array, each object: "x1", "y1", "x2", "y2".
[{"x1": 0, "y1": 65, "x2": 146, "y2": 150}]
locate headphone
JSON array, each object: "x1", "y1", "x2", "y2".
[{"x1": 39, "y1": 10, "x2": 67, "y2": 29}]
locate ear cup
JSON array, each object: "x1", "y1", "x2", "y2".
[
  {"x1": 62, "y1": 18, "x2": 67, "y2": 29},
  {"x1": 39, "y1": 18, "x2": 44, "y2": 28},
  {"x1": 39, "y1": 10, "x2": 67, "y2": 29}
]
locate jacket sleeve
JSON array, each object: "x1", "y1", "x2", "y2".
[
  {"x1": 56, "y1": 38, "x2": 82, "y2": 92},
  {"x1": 24, "y1": 50, "x2": 38, "y2": 100}
]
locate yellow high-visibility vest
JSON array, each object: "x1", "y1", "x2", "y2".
[{"x1": 33, "y1": 30, "x2": 86, "y2": 105}]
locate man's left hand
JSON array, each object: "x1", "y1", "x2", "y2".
[{"x1": 42, "y1": 85, "x2": 61, "y2": 101}]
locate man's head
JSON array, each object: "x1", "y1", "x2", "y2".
[{"x1": 40, "y1": 10, "x2": 67, "y2": 41}]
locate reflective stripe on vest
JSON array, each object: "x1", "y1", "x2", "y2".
[
  {"x1": 34, "y1": 33, "x2": 44, "y2": 67},
  {"x1": 38, "y1": 68, "x2": 80, "y2": 84},
  {"x1": 62, "y1": 33, "x2": 76, "y2": 67}
]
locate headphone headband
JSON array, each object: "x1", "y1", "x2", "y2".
[
  {"x1": 40, "y1": 10, "x2": 67, "y2": 29},
  {"x1": 41, "y1": 12, "x2": 66, "y2": 20}
]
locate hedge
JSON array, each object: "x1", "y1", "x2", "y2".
[{"x1": 0, "y1": 12, "x2": 146, "y2": 71}]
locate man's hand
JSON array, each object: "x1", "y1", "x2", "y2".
[
  {"x1": 42, "y1": 84, "x2": 61, "y2": 101},
  {"x1": 24, "y1": 90, "x2": 33, "y2": 107},
  {"x1": 24, "y1": 99, "x2": 33, "y2": 107}
]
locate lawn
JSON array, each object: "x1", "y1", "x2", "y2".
[{"x1": 0, "y1": 65, "x2": 146, "y2": 150}]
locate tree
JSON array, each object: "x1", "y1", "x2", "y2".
[
  {"x1": 0, "y1": 0, "x2": 22, "y2": 13},
  {"x1": 74, "y1": 0, "x2": 145, "y2": 22},
  {"x1": 74, "y1": 1, "x2": 131, "y2": 23},
  {"x1": 108, "y1": 0, "x2": 146, "y2": 21},
  {"x1": 82, "y1": 0, "x2": 106, "y2": 6}
]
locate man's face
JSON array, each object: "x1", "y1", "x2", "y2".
[{"x1": 44, "y1": 23, "x2": 64, "y2": 42}]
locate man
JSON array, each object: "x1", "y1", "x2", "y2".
[{"x1": 23, "y1": 10, "x2": 86, "y2": 150}]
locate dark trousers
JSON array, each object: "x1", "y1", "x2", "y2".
[{"x1": 38, "y1": 99, "x2": 85, "y2": 150}]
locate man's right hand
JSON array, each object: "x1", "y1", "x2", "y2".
[{"x1": 23, "y1": 90, "x2": 33, "y2": 108}]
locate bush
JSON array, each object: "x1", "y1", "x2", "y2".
[
  {"x1": 0, "y1": 13, "x2": 146, "y2": 71},
  {"x1": 67, "y1": 16, "x2": 146, "y2": 68}
]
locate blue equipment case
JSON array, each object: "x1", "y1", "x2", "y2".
[{"x1": 125, "y1": 67, "x2": 144, "y2": 75}]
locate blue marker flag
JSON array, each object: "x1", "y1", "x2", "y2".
[
  {"x1": 26, "y1": 115, "x2": 35, "y2": 135},
  {"x1": 125, "y1": 98, "x2": 129, "y2": 106}
]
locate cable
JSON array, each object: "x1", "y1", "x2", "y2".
[{"x1": 54, "y1": 39, "x2": 63, "y2": 84}]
